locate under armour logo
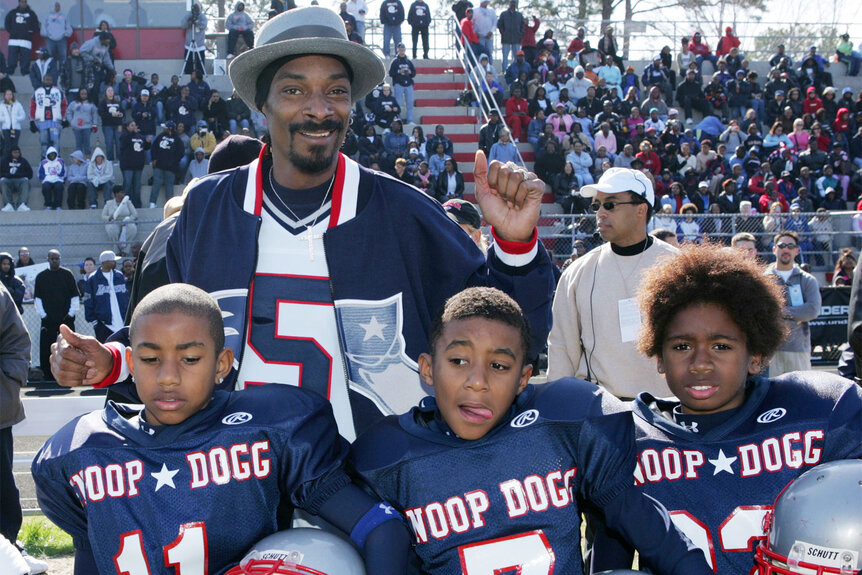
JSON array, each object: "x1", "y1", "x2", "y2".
[
  {"x1": 378, "y1": 503, "x2": 395, "y2": 515},
  {"x1": 756, "y1": 408, "x2": 786, "y2": 424},
  {"x1": 510, "y1": 409, "x2": 539, "y2": 428},
  {"x1": 222, "y1": 412, "x2": 253, "y2": 425},
  {"x1": 679, "y1": 420, "x2": 699, "y2": 433}
]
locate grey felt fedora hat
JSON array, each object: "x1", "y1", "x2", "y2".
[{"x1": 228, "y1": 6, "x2": 385, "y2": 108}]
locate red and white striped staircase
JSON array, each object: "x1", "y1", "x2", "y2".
[{"x1": 412, "y1": 59, "x2": 551, "y2": 205}]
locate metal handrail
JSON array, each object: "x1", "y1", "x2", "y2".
[{"x1": 447, "y1": 16, "x2": 525, "y2": 169}]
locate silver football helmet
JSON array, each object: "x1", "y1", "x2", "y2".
[
  {"x1": 755, "y1": 460, "x2": 862, "y2": 575},
  {"x1": 224, "y1": 528, "x2": 365, "y2": 575}
]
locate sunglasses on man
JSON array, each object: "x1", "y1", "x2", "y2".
[{"x1": 590, "y1": 200, "x2": 641, "y2": 212}]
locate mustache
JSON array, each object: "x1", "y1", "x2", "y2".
[{"x1": 289, "y1": 120, "x2": 345, "y2": 135}]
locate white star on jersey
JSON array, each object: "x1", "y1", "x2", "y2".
[
  {"x1": 709, "y1": 449, "x2": 738, "y2": 475},
  {"x1": 151, "y1": 463, "x2": 179, "y2": 491},
  {"x1": 360, "y1": 316, "x2": 387, "y2": 341}
]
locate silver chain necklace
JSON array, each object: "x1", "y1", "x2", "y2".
[{"x1": 267, "y1": 165, "x2": 335, "y2": 261}]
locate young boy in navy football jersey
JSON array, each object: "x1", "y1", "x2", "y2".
[
  {"x1": 350, "y1": 287, "x2": 711, "y2": 574},
  {"x1": 32, "y1": 284, "x2": 408, "y2": 575},
  {"x1": 591, "y1": 243, "x2": 862, "y2": 574}
]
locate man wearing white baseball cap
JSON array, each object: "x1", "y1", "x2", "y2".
[{"x1": 548, "y1": 167, "x2": 677, "y2": 400}]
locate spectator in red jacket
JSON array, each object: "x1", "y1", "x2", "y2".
[
  {"x1": 747, "y1": 161, "x2": 770, "y2": 197},
  {"x1": 567, "y1": 26, "x2": 585, "y2": 59},
  {"x1": 833, "y1": 107, "x2": 851, "y2": 137},
  {"x1": 689, "y1": 31, "x2": 717, "y2": 73},
  {"x1": 802, "y1": 86, "x2": 823, "y2": 116},
  {"x1": 520, "y1": 15, "x2": 540, "y2": 64},
  {"x1": 636, "y1": 140, "x2": 661, "y2": 175},
  {"x1": 758, "y1": 180, "x2": 789, "y2": 213},
  {"x1": 715, "y1": 26, "x2": 740, "y2": 57},
  {"x1": 504, "y1": 86, "x2": 530, "y2": 142},
  {"x1": 810, "y1": 122, "x2": 831, "y2": 152},
  {"x1": 459, "y1": 7, "x2": 482, "y2": 63}
]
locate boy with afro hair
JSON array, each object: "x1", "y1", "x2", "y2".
[{"x1": 591, "y1": 243, "x2": 862, "y2": 575}]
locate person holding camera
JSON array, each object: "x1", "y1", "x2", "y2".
[
  {"x1": 181, "y1": 3, "x2": 208, "y2": 75},
  {"x1": 190, "y1": 119, "x2": 216, "y2": 157}
]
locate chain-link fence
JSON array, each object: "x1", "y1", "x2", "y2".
[
  {"x1": 20, "y1": 304, "x2": 96, "y2": 373},
  {"x1": 536, "y1": 210, "x2": 862, "y2": 269},
  {"x1": 4, "y1": 218, "x2": 159, "y2": 375},
  {"x1": 13, "y1": 211, "x2": 860, "y2": 371}
]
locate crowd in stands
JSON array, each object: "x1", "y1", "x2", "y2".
[
  {"x1": 0, "y1": 1, "x2": 271, "y2": 215},
  {"x1": 2, "y1": 0, "x2": 862, "y2": 261},
  {"x1": 340, "y1": 0, "x2": 862, "y2": 262},
  {"x1": 447, "y1": 5, "x2": 862, "y2": 257}
]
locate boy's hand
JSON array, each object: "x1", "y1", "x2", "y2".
[
  {"x1": 50, "y1": 324, "x2": 114, "y2": 387},
  {"x1": 473, "y1": 150, "x2": 543, "y2": 243}
]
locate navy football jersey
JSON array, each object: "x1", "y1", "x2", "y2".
[
  {"x1": 32, "y1": 385, "x2": 351, "y2": 575},
  {"x1": 350, "y1": 379, "x2": 633, "y2": 574},
  {"x1": 629, "y1": 373, "x2": 862, "y2": 575}
]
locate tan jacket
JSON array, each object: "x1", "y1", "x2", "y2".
[{"x1": 548, "y1": 239, "x2": 677, "y2": 399}]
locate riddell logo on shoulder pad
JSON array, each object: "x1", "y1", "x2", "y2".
[
  {"x1": 222, "y1": 412, "x2": 253, "y2": 425},
  {"x1": 511, "y1": 409, "x2": 539, "y2": 428},
  {"x1": 756, "y1": 408, "x2": 786, "y2": 424}
]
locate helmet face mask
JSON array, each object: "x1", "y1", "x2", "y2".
[
  {"x1": 224, "y1": 528, "x2": 365, "y2": 575},
  {"x1": 229, "y1": 559, "x2": 328, "y2": 574},
  {"x1": 754, "y1": 461, "x2": 862, "y2": 575},
  {"x1": 756, "y1": 544, "x2": 857, "y2": 575}
]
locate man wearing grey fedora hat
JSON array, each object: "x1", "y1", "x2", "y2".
[{"x1": 50, "y1": 6, "x2": 554, "y2": 446}]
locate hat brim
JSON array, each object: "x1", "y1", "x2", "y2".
[
  {"x1": 580, "y1": 181, "x2": 632, "y2": 198},
  {"x1": 229, "y1": 37, "x2": 385, "y2": 109}
]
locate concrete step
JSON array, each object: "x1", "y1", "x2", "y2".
[
  {"x1": 437, "y1": 126, "x2": 479, "y2": 136},
  {"x1": 452, "y1": 149, "x2": 535, "y2": 162},
  {"x1": 414, "y1": 89, "x2": 462, "y2": 99},
  {"x1": 421, "y1": 115, "x2": 480, "y2": 125},
  {"x1": 0, "y1": 209, "x2": 162, "y2": 264},
  {"x1": 450, "y1": 138, "x2": 532, "y2": 150},
  {"x1": 453, "y1": 152, "x2": 477, "y2": 162},
  {"x1": 415, "y1": 98, "x2": 461, "y2": 107},
  {"x1": 416, "y1": 66, "x2": 465, "y2": 74},
  {"x1": 415, "y1": 81, "x2": 465, "y2": 91},
  {"x1": 418, "y1": 105, "x2": 475, "y2": 116},
  {"x1": 449, "y1": 133, "x2": 479, "y2": 143},
  {"x1": 416, "y1": 72, "x2": 468, "y2": 84},
  {"x1": 452, "y1": 142, "x2": 477, "y2": 152}
]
